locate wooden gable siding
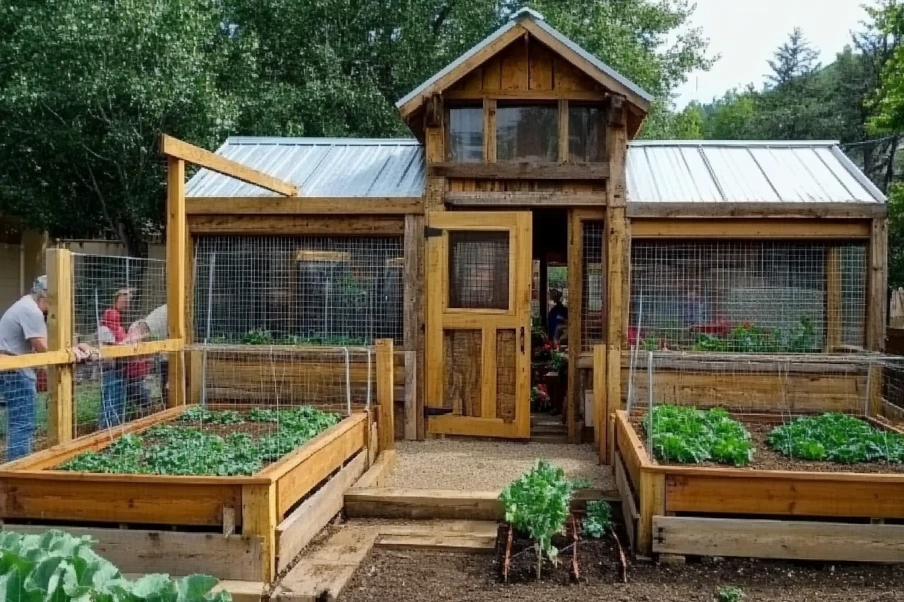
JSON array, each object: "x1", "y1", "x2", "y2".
[{"x1": 446, "y1": 35, "x2": 607, "y2": 100}]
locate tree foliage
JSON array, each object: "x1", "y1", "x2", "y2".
[{"x1": 0, "y1": 0, "x2": 712, "y2": 251}]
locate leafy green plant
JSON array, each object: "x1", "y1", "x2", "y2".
[
  {"x1": 717, "y1": 586, "x2": 745, "y2": 602},
  {"x1": 499, "y1": 461, "x2": 573, "y2": 580},
  {"x1": 692, "y1": 317, "x2": 817, "y2": 353},
  {"x1": 645, "y1": 405, "x2": 754, "y2": 467},
  {"x1": 179, "y1": 407, "x2": 243, "y2": 424},
  {"x1": 61, "y1": 407, "x2": 340, "y2": 476},
  {"x1": 768, "y1": 413, "x2": 904, "y2": 464},
  {"x1": 0, "y1": 529, "x2": 229, "y2": 602},
  {"x1": 582, "y1": 500, "x2": 612, "y2": 539}
]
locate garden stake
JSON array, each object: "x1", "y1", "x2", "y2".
[
  {"x1": 503, "y1": 525, "x2": 513, "y2": 583},
  {"x1": 610, "y1": 527, "x2": 628, "y2": 583},
  {"x1": 571, "y1": 514, "x2": 580, "y2": 580}
]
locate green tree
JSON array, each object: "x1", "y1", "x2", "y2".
[{"x1": 0, "y1": 0, "x2": 248, "y2": 255}]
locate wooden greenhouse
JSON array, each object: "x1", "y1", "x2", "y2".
[{"x1": 0, "y1": 7, "x2": 900, "y2": 584}]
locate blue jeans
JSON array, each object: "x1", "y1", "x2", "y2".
[
  {"x1": 0, "y1": 370, "x2": 37, "y2": 461},
  {"x1": 99, "y1": 365, "x2": 126, "y2": 429}
]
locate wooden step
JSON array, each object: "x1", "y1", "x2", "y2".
[
  {"x1": 531, "y1": 424, "x2": 568, "y2": 435},
  {"x1": 529, "y1": 434, "x2": 569, "y2": 444}
]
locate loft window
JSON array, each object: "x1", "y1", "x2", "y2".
[
  {"x1": 569, "y1": 106, "x2": 604, "y2": 162},
  {"x1": 446, "y1": 107, "x2": 483, "y2": 162},
  {"x1": 496, "y1": 105, "x2": 558, "y2": 162}
]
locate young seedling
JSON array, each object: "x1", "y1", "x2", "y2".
[
  {"x1": 581, "y1": 500, "x2": 612, "y2": 539},
  {"x1": 717, "y1": 585, "x2": 745, "y2": 602}
]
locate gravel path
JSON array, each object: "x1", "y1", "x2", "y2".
[{"x1": 385, "y1": 440, "x2": 614, "y2": 491}]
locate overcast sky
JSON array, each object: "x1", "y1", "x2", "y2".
[{"x1": 674, "y1": 0, "x2": 870, "y2": 108}]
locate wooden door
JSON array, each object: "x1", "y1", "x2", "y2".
[{"x1": 425, "y1": 211, "x2": 532, "y2": 438}]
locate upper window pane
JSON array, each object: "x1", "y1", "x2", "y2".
[
  {"x1": 497, "y1": 105, "x2": 558, "y2": 162},
  {"x1": 569, "y1": 106, "x2": 603, "y2": 162},
  {"x1": 447, "y1": 107, "x2": 483, "y2": 162},
  {"x1": 448, "y1": 231, "x2": 510, "y2": 310}
]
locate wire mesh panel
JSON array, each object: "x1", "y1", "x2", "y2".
[
  {"x1": 629, "y1": 241, "x2": 868, "y2": 352},
  {"x1": 448, "y1": 231, "x2": 510, "y2": 310},
  {"x1": 582, "y1": 220, "x2": 604, "y2": 351},
  {"x1": 193, "y1": 236, "x2": 403, "y2": 345},
  {"x1": 0, "y1": 365, "x2": 51, "y2": 463},
  {"x1": 72, "y1": 254, "x2": 167, "y2": 345},
  {"x1": 72, "y1": 352, "x2": 168, "y2": 438}
]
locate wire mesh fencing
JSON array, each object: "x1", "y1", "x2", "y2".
[
  {"x1": 628, "y1": 240, "x2": 868, "y2": 353},
  {"x1": 193, "y1": 236, "x2": 403, "y2": 346},
  {"x1": 626, "y1": 351, "x2": 904, "y2": 466},
  {"x1": 72, "y1": 253, "x2": 167, "y2": 346}
]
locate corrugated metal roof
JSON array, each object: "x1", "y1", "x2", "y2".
[
  {"x1": 395, "y1": 8, "x2": 653, "y2": 110},
  {"x1": 186, "y1": 137, "x2": 885, "y2": 205},
  {"x1": 626, "y1": 141, "x2": 886, "y2": 204},
  {"x1": 185, "y1": 137, "x2": 424, "y2": 198}
]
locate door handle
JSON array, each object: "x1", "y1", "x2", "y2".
[{"x1": 520, "y1": 326, "x2": 525, "y2": 354}]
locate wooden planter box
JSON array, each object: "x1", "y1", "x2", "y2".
[
  {"x1": 613, "y1": 410, "x2": 904, "y2": 563},
  {"x1": 0, "y1": 405, "x2": 369, "y2": 583}
]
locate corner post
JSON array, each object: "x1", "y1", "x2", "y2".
[
  {"x1": 46, "y1": 248, "x2": 73, "y2": 445},
  {"x1": 867, "y1": 218, "x2": 888, "y2": 351},
  {"x1": 593, "y1": 345, "x2": 606, "y2": 463},
  {"x1": 605, "y1": 95, "x2": 629, "y2": 428},
  {"x1": 167, "y1": 157, "x2": 187, "y2": 407},
  {"x1": 376, "y1": 339, "x2": 395, "y2": 453}
]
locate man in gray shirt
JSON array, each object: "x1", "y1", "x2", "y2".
[{"x1": 0, "y1": 276, "x2": 91, "y2": 460}]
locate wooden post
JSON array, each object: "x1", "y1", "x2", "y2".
[
  {"x1": 376, "y1": 339, "x2": 395, "y2": 453},
  {"x1": 242, "y1": 483, "x2": 277, "y2": 583},
  {"x1": 867, "y1": 218, "x2": 888, "y2": 351},
  {"x1": 484, "y1": 98, "x2": 497, "y2": 163},
  {"x1": 826, "y1": 246, "x2": 842, "y2": 352},
  {"x1": 637, "y1": 469, "x2": 666, "y2": 556},
  {"x1": 403, "y1": 216, "x2": 422, "y2": 440},
  {"x1": 606, "y1": 96, "x2": 628, "y2": 430},
  {"x1": 593, "y1": 345, "x2": 606, "y2": 462},
  {"x1": 566, "y1": 211, "x2": 583, "y2": 443},
  {"x1": 46, "y1": 248, "x2": 73, "y2": 445},
  {"x1": 167, "y1": 157, "x2": 187, "y2": 407},
  {"x1": 558, "y1": 99, "x2": 569, "y2": 163}
]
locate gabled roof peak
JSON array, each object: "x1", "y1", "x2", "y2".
[{"x1": 510, "y1": 7, "x2": 545, "y2": 21}]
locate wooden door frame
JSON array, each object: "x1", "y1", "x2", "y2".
[{"x1": 425, "y1": 210, "x2": 532, "y2": 438}]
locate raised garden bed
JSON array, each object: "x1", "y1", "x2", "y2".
[
  {"x1": 0, "y1": 404, "x2": 370, "y2": 583},
  {"x1": 614, "y1": 409, "x2": 904, "y2": 563}
]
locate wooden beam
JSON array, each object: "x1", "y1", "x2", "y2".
[
  {"x1": 345, "y1": 489, "x2": 502, "y2": 521},
  {"x1": 444, "y1": 89, "x2": 607, "y2": 101},
  {"x1": 868, "y1": 218, "x2": 889, "y2": 351},
  {"x1": 4, "y1": 524, "x2": 265, "y2": 581},
  {"x1": 185, "y1": 197, "x2": 423, "y2": 215},
  {"x1": 826, "y1": 246, "x2": 842, "y2": 351},
  {"x1": 46, "y1": 248, "x2": 73, "y2": 445},
  {"x1": 160, "y1": 134, "x2": 297, "y2": 197},
  {"x1": 630, "y1": 219, "x2": 871, "y2": 239},
  {"x1": 606, "y1": 120, "x2": 628, "y2": 454},
  {"x1": 484, "y1": 98, "x2": 497, "y2": 163},
  {"x1": 566, "y1": 210, "x2": 582, "y2": 443},
  {"x1": 99, "y1": 339, "x2": 183, "y2": 359},
  {"x1": 627, "y1": 202, "x2": 888, "y2": 219},
  {"x1": 242, "y1": 484, "x2": 277, "y2": 583},
  {"x1": 593, "y1": 345, "x2": 606, "y2": 462},
  {"x1": 446, "y1": 191, "x2": 606, "y2": 206},
  {"x1": 187, "y1": 215, "x2": 404, "y2": 236},
  {"x1": 376, "y1": 339, "x2": 395, "y2": 452},
  {"x1": 428, "y1": 162, "x2": 609, "y2": 180},
  {"x1": 653, "y1": 516, "x2": 904, "y2": 563},
  {"x1": 0, "y1": 350, "x2": 71, "y2": 371},
  {"x1": 558, "y1": 99, "x2": 569, "y2": 163},
  {"x1": 167, "y1": 157, "x2": 187, "y2": 408}
]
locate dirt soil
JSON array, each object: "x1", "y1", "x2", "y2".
[
  {"x1": 386, "y1": 440, "x2": 614, "y2": 491},
  {"x1": 633, "y1": 417, "x2": 904, "y2": 473},
  {"x1": 340, "y1": 546, "x2": 904, "y2": 602}
]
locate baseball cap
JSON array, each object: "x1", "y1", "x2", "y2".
[{"x1": 32, "y1": 275, "x2": 48, "y2": 296}]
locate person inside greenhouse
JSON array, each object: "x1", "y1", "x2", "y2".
[
  {"x1": 127, "y1": 304, "x2": 168, "y2": 404},
  {"x1": 0, "y1": 276, "x2": 93, "y2": 460},
  {"x1": 547, "y1": 288, "x2": 569, "y2": 344}
]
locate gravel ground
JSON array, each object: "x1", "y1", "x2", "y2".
[
  {"x1": 385, "y1": 440, "x2": 614, "y2": 490},
  {"x1": 340, "y1": 548, "x2": 904, "y2": 602}
]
